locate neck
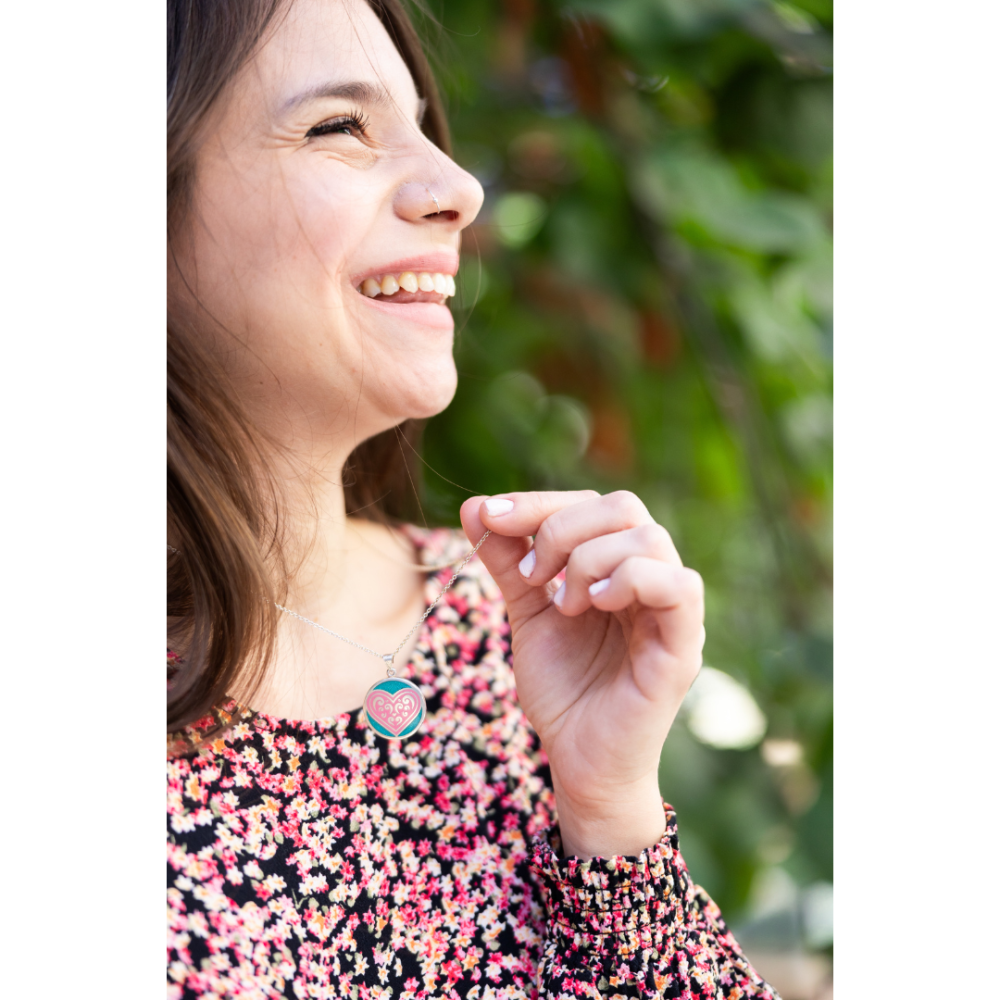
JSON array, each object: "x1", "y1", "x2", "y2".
[
  {"x1": 278, "y1": 452, "x2": 353, "y2": 608},
  {"x1": 263, "y1": 419, "x2": 375, "y2": 586},
  {"x1": 248, "y1": 439, "x2": 427, "y2": 720}
]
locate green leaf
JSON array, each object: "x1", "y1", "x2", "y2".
[{"x1": 634, "y1": 146, "x2": 826, "y2": 253}]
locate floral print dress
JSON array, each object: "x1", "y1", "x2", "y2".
[{"x1": 168, "y1": 527, "x2": 778, "y2": 1000}]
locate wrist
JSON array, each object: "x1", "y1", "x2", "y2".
[{"x1": 552, "y1": 777, "x2": 666, "y2": 860}]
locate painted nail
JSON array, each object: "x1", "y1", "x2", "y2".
[
  {"x1": 553, "y1": 581, "x2": 566, "y2": 608},
  {"x1": 589, "y1": 578, "x2": 611, "y2": 597},
  {"x1": 518, "y1": 549, "x2": 536, "y2": 578},
  {"x1": 483, "y1": 498, "x2": 514, "y2": 516}
]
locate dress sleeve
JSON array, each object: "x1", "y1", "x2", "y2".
[{"x1": 528, "y1": 804, "x2": 780, "y2": 1000}]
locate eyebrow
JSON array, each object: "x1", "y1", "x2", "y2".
[{"x1": 282, "y1": 79, "x2": 427, "y2": 123}]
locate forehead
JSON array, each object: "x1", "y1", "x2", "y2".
[{"x1": 251, "y1": 0, "x2": 419, "y2": 116}]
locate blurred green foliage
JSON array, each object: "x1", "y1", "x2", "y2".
[{"x1": 414, "y1": 0, "x2": 832, "y2": 929}]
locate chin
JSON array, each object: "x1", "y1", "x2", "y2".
[
  {"x1": 377, "y1": 356, "x2": 458, "y2": 424},
  {"x1": 407, "y1": 364, "x2": 459, "y2": 420}
]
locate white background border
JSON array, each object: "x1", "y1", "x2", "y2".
[
  {"x1": 1, "y1": 0, "x2": 164, "y2": 993},
  {"x1": 1, "y1": 0, "x2": 998, "y2": 995},
  {"x1": 835, "y1": 0, "x2": 999, "y2": 993}
]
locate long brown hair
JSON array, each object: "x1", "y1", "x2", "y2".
[{"x1": 167, "y1": 0, "x2": 451, "y2": 734}]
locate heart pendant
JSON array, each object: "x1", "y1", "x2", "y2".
[{"x1": 362, "y1": 677, "x2": 426, "y2": 739}]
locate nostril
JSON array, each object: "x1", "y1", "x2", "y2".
[{"x1": 426, "y1": 210, "x2": 460, "y2": 222}]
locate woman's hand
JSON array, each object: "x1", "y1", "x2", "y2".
[{"x1": 460, "y1": 491, "x2": 705, "y2": 860}]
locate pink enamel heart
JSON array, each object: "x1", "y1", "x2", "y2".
[{"x1": 365, "y1": 688, "x2": 422, "y2": 737}]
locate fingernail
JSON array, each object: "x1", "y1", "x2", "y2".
[
  {"x1": 518, "y1": 549, "x2": 536, "y2": 578},
  {"x1": 483, "y1": 498, "x2": 514, "y2": 516},
  {"x1": 553, "y1": 581, "x2": 566, "y2": 608},
  {"x1": 589, "y1": 578, "x2": 611, "y2": 597}
]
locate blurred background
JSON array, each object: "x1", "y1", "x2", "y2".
[{"x1": 412, "y1": 1, "x2": 832, "y2": 995}]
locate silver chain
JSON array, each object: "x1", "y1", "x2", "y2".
[{"x1": 273, "y1": 529, "x2": 491, "y2": 675}]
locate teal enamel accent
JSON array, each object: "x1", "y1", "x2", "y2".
[{"x1": 374, "y1": 678, "x2": 415, "y2": 695}]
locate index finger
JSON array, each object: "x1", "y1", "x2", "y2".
[
  {"x1": 458, "y1": 491, "x2": 600, "y2": 622},
  {"x1": 471, "y1": 490, "x2": 601, "y2": 537}
]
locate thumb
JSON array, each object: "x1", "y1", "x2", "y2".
[{"x1": 459, "y1": 496, "x2": 551, "y2": 623}]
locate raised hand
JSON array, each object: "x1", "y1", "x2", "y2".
[{"x1": 460, "y1": 491, "x2": 705, "y2": 859}]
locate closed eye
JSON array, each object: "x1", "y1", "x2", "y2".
[{"x1": 306, "y1": 111, "x2": 371, "y2": 140}]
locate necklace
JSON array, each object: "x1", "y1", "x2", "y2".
[
  {"x1": 274, "y1": 529, "x2": 491, "y2": 739},
  {"x1": 168, "y1": 529, "x2": 492, "y2": 739}
]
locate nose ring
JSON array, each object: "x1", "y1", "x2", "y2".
[{"x1": 428, "y1": 187, "x2": 441, "y2": 213}]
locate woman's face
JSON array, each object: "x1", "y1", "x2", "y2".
[{"x1": 171, "y1": 0, "x2": 484, "y2": 451}]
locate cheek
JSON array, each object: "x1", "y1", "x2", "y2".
[
  {"x1": 280, "y1": 166, "x2": 376, "y2": 288},
  {"x1": 196, "y1": 160, "x2": 372, "y2": 307}
]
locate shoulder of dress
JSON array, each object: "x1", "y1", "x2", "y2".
[
  {"x1": 402, "y1": 524, "x2": 469, "y2": 563},
  {"x1": 403, "y1": 524, "x2": 503, "y2": 603},
  {"x1": 167, "y1": 698, "x2": 258, "y2": 759}
]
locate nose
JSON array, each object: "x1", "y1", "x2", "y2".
[{"x1": 394, "y1": 153, "x2": 484, "y2": 231}]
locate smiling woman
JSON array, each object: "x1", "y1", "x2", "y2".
[
  {"x1": 167, "y1": 0, "x2": 479, "y2": 730},
  {"x1": 166, "y1": 2, "x2": 780, "y2": 998}
]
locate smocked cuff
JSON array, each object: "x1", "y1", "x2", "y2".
[
  {"x1": 528, "y1": 803, "x2": 691, "y2": 946},
  {"x1": 529, "y1": 804, "x2": 781, "y2": 999}
]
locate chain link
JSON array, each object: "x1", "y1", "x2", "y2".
[
  {"x1": 272, "y1": 603, "x2": 388, "y2": 662},
  {"x1": 275, "y1": 529, "x2": 492, "y2": 671}
]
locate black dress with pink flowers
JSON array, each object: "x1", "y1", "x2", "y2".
[{"x1": 168, "y1": 527, "x2": 778, "y2": 999}]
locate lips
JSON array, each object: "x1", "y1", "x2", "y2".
[{"x1": 359, "y1": 296, "x2": 455, "y2": 330}]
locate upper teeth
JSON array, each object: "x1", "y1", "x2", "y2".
[{"x1": 360, "y1": 272, "x2": 457, "y2": 298}]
